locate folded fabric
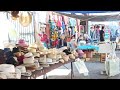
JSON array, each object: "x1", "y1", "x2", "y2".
[
  {"x1": 6, "y1": 56, "x2": 18, "y2": 66},
  {"x1": 5, "y1": 51, "x2": 14, "y2": 58},
  {"x1": 4, "y1": 48, "x2": 11, "y2": 54},
  {"x1": 12, "y1": 47, "x2": 20, "y2": 54}
]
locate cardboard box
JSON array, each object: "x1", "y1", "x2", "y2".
[
  {"x1": 100, "y1": 53, "x2": 106, "y2": 62},
  {"x1": 85, "y1": 58, "x2": 91, "y2": 61}
]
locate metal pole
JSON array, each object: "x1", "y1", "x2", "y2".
[{"x1": 71, "y1": 62, "x2": 74, "y2": 79}]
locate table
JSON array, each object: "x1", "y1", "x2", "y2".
[
  {"x1": 77, "y1": 45, "x2": 99, "y2": 51},
  {"x1": 21, "y1": 59, "x2": 75, "y2": 79},
  {"x1": 77, "y1": 45, "x2": 99, "y2": 59}
]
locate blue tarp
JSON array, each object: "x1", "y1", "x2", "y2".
[{"x1": 77, "y1": 45, "x2": 99, "y2": 51}]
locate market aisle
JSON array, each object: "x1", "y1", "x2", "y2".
[{"x1": 45, "y1": 51, "x2": 120, "y2": 79}]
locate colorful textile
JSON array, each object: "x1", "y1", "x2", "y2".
[
  {"x1": 49, "y1": 21, "x2": 56, "y2": 30},
  {"x1": 62, "y1": 21, "x2": 66, "y2": 30}
]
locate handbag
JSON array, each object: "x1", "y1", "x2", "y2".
[
  {"x1": 74, "y1": 58, "x2": 89, "y2": 76},
  {"x1": 105, "y1": 59, "x2": 120, "y2": 77}
]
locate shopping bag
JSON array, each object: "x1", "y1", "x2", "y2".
[
  {"x1": 74, "y1": 58, "x2": 89, "y2": 76},
  {"x1": 105, "y1": 59, "x2": 120, "y2": 77}
]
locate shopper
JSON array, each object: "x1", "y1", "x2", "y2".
[
  {"x1": 99, "y1": 26, "x2": 105, "y2": 42},
  {"x1": 95, "y1": 25, "x2": 100, "y2": 41},
  {"x1": 66, "y1": 36, "x2": 71, "y2": 47},
  {"x1": 70, "y1": 35, "x2": 77, "y2": 51}
]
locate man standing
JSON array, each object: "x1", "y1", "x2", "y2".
[{"x1": 99, "y1": 26, "x2": 105, "y2": 42}]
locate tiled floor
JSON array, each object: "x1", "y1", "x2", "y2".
[{"x1": 37, "y1": 51, "x2": 120, "y2": 79}]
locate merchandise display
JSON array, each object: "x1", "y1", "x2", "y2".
[{"x1": 1, "y1": 11, "x2": 120, "y2": 79}]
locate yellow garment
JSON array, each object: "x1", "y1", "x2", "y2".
[
  {"x1": 75, "y1": 26, "x2": 78, "y2": 32},
  {"x1": 9, "y1": 29, "x2": 18, "y2": 38},
  {"x1": 51, "y1": 31, "x2": 58, "y2": 41},
  {"x1": 54, "y1": 31, "x2": 58, "y2": 38}
]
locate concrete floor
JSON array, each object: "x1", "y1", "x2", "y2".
[{"x1": 37, "y1": 51, "x2": 120, "y2": 79}]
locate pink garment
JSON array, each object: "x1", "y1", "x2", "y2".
[
  {"x1": 39, "y1": 34, "x2": 48, "y2": 43},
  {"x1": 64, "y1": 16, "x2": 69, "y2": 25},
  {"x1": 53, "y1": 14, "x2": 58, "y2": 23},
  {"x1": 76, "y1": 19, "x2": 80, "y2": 31},
  {"x1": 46, "y1": 11, "x2": 51, "y2": 23},
  {"x1": 57, "y1": 20, "x2": 62, "y2": 27},
  {"x1": 77, "y1": 50, "x2": 84, "y2": 57}
]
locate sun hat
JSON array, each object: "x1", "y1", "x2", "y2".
[
  {"x1": 0, "y1": 64, "x2": 21, "y2": 79},
  {"x1": 18, "y1": 39, "x2": 28, "y2": 47},
  {"x1": 19, "y1": 12, "x2": 32, "y2": 27}
]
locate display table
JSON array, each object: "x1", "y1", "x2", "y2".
[
  {"x1": 77, "y1": 45, "x2": 99, "y2": 51},
  {"x1": 21, "y1": 59, "x2": 75, "y2": 79},
  {"x1": 77, "y1": 45, "x2": 99, "y2": 59}
]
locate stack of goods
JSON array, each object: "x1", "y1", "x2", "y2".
[
  {"x1": 12, "y1": 47, "x2": 25, "y2": 65},
  {"x1": 16, "y1": 65, "x2": 31, "y2": 76},
  {"x1": 17, "y1": 39, "x2": 29, "y2": 54},
  {"x1": 0, "y1": 49, "x2": 6, "y2": 64},
  {"x1": 22, "y1": 52, "x2": 41, "y2": 71},
  {"x1": 0, "y1": 64, "x2": 21, "y2": 79},
  {"x1": 28, "y1": 43, "x2": 40, "y2": 59},
  {"x1": 58, "y1": 47, "x2": 79, "y2": 63}
]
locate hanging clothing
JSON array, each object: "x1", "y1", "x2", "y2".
[
  {"x1": 63, "y1": 16, "x2": 69, "y2": 25},
  {"x1": 53, "y1": 14, "x2": 58, "y2": 23},
  {"x1": 62, "y1": 21, "x2": 66, "y2": 31},
  {"x1": 56, "y1": 20, "x2": 62, "y2": 27},
  {"x1": 49, "y1": 20, "x2": 56, "y2": 30},
  {"x1": 45, "y1": 24, "x2": 50, "y2": 38},
  {"x1": 69, "y1": 18, "x2": 76, "y2": 27}
]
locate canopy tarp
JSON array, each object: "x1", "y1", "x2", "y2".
[{"x1": 57, "y1": 11, "x2": 115, "y2": 14}]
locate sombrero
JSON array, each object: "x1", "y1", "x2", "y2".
[{"x1": 19, "y1": 12, "x2": 32, "y2": 27}]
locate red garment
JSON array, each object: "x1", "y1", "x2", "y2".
[
  {"x1": 57, "y1": 20, "x2": 62, "y2": 27},
  {"x1": 55, "y1": 39, "x2": 59, "y2": 45},
  {"x1": 56, "y1": 15, "x2": 62, "y2": 27},
  {"x1": 38, "y1": 33, "x2": 48, "y2": 43},
  {"x1": 16, "y1": 55, "x2": 25, "y2": 64},
  {"x1": 45, "y1": 24, "x2": 50, "y2": 38},
  {"x1": 41, "y1": 34, "x2": 48, "y2": 43}
]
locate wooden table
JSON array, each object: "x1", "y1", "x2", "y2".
[{"x1": 21, "y1": 59, "x2": 75, "y2": 79}]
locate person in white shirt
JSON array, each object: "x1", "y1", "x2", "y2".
[{"x1": 70, "y1": 35, "x2": 77, "y2": 51}]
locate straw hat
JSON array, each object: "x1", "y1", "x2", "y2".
[
  {"x1": 23, "y1": 52, "x2": 34, "y2": 64},
  {"x1": 0, "y1": 64, "x2": 21, "y2": 79},
  {"x1": 19, "y1": 12, "x2": 32, "y2": 27}
]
